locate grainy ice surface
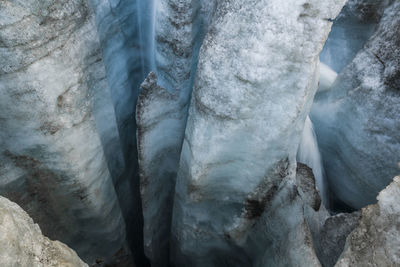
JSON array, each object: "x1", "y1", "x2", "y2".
[
  {"x1": 0, "y1": 0, "x2": 128, "y2": 264},
  {"x1": 312, "y1": 0, "x2": 400, "y2": 210},
  {"x1": 170, "y1": 0, "x2": 345, "y2": 265}
]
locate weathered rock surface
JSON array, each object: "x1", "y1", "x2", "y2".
[
  {"x1": 311, "y1": 0, "x2": 400, "y2": 209},
  {"x1": 246, "y1": 177, "x2": 322, "y2": 267},
  {"x1": 0, "y1": 0, "x2": 129, "y2": 264},
  {"x1": 315, "y1": 212, "x2": 361, "y2": 267},
  {"x1": 170, "y1": 0, "x2": 346, "y2": 265},
  {"x1": 298, "y1": 164, "x2": 361, "y2": 267},
  {"x1": 0, "y1": 196, "x2": 87, "y2": 267},
  {"x1": 336, "y1": 176, "x2": 400, "y2": 267},
  {"x1": 297, "y1": 163, "x2": 322, "y2": 211}
]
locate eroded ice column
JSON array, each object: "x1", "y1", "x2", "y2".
[
  {"x1": 136, "y1": 1, "x2": 215, "y2": 265},
  {"x1": 89, "y1": 0, "x2": 155, "y2": 264},
  {"x1": 170, "y1": 0, "x2": 346, "y2": 265},
  {"x1": 311, "y1": 1, "x2": 400, "y2": 210},
  {"x1": 0, "y1": 1, "x2": 128, "y2": 264}
]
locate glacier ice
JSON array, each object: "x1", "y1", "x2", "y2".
[
  {"x1": 245, "y1": 175, "x2": 321, "y2": 267},
  {"x1": 319, "y1": 0, "x2": 384, "y2": 72},
  {"x1": 136, "y1": 1, "x2": 215, "y2": 266},
  {"x1": 316, "y1": 212, "x2": 361, "y2": 267},
  {"x1": 170, "y1": 0, "x2": 346, "y2": 265},
  {"x1": 0, "y1": 1, "x2": 130, "y2": 264},
  {"x1": 137, "y1": 72, "x2": 185, "y2": 266},
  {"x1": 311, "y1": 0, "x2": 400, "y2": 210},
  {"x1": 89, "y1": 0, "x2": 155, "y2": 264},
  {"x1": 1, "y1": 0, "x2": 399, "y2": 266}
]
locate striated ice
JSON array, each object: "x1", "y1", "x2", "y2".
[
  {"x1": 136, "y1": 1, "x2": 215, "y2": 265},
  {"x1": 170, "y1": 0, "x2": 346, "y2": 265},
  {"x1": 320, "y1": 0, "x2": 385, "y2": 72},
  {"x1": 311, "y1": 1, "x2": 400, "y2": 210},
  {"x1": 0, "y1": 1, "x2": 130, "y2": 264}
]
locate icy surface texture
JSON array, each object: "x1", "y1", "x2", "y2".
[
  {"x1": 336, "y1": 176, "x2": 400, "y2": 267},
  {"x1": 320, "y1": 0, "x2": 388, "y2": 72},
  {"x1": 170, "y1": 0, "x2": 346, "y2": 265},
  {"x1": 136, "y1": 1, "x2": 215, "y2": 265},
  {"x1": 0, "y1": 1, "x2": 129, "y2": 264},
  {"x1": 248, "y1": 163, "x2": 358, "y2": 267},
  {"x1": 137, "y1": 72, "x2": 184, "y2": 266},
  {"x1": 311, "y1": 1, "x2": 400, "y2": 210},
  {"x1": 90, "y1": 0, "x2": 153, "y2": 164},
  {"x1": 245, "y1": 177, "x2": 322, "y2": 267},
  {"x1": 316, "y1": 212, "x2": 361, "y2": 267},
  {"x1": 296, "y1": 163, "x2": 322, "y2": 211},
  {"x1": 0, "y1": 196, "x2": 88, "y2": 267},
  {"x1": 89, "y1": 0, "x2": 154, "y2": 264}
]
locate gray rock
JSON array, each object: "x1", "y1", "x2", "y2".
[
  {"x1": 137, "y1": 72, "x2": 181, "y2": 266},
  {"x1": 320, "y1": 0, "x2": 390, "y2": 72},
  {"x1": 0, "y1": 195, "x2": 87, "y2": 267},
  {"x1": 297, "y1": 163, "x2": 322, "y2": 211},
  {"x1": 335, "y1": 176, "x2": 400, "y2": 267},
  {"x1": 316, "y1": 212, "x2": 361, "y2": 267}
]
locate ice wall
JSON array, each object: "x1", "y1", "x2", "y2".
[
  {"x1": 312, "y1": 0, "x2": 400, "y2": 210},
  {"x1": 89, "y1": 0, "x2": 156, "y2": 264},
  {"x1": 320, "y1": 0, "x2": 385, "y2": 72},
  {"x1": 0, "y1": 1, "x2": 129, "y2": 264},
  {"x1": 170, "y1": 0, "x2": 346, "y2": 265},
  {"x1": 136, "y1": 1, "x2": 216, "y2": 265}
]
